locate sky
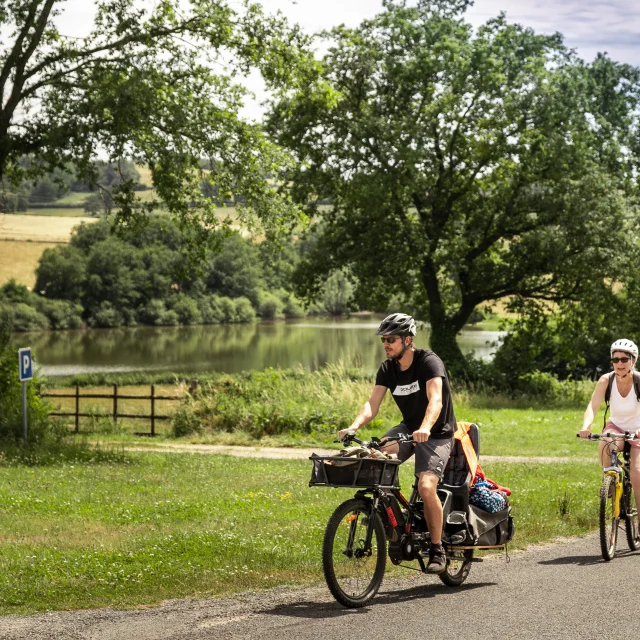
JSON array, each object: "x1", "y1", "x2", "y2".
[
  {"x1": 55, "y1": 0, "x2": 640, "y2": 66},
  {"x1": 46, "y1": 0, "x2": 640, "y2": 118}
]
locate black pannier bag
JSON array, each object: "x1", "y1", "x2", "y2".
[
  {"x1": 469, "y1": 505, "x2": 515, "y2": 546},
  {"x1": 309, "y1": 454, "x2": 402, "y2": 489}
]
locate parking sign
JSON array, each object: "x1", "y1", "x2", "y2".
[{"x1": 18, "y1": 348, "x2": 33, "y2": 381}]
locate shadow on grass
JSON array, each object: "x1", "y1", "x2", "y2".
[{"x1": 262, "y1": 582, "x2": 497, "y2": 619}]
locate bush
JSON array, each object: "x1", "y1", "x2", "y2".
[
  {"x1": 234, "y1": 297, "x2": 257, "y2": 323},
  {"x1": 282, "y1": 293, "x2": 305, "y2": 318},
  {"x1": 0, "y1": 312, "x2": 52, "y2": 443},
  {"x1": 169, "y1": 295, "x2": 203, "y2": 325},
  {"x1": 1, "y1": 302, "x2": 50, "y2": 331},
  {"x1": 33, "y1": 298, "x2": 84, "y2": 330},
  {"x1": 88, "y1": 301, "x2": 124, "y2": 328},
  {"x1": 171, "y1": 404, "x2": 204, "y2": 437},
  {"x1": 258, "y1": 291, "x2": 284, "y2": 320}
]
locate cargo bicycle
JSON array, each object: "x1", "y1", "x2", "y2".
[
  {"x1": 578, "y1": 432, "x2": 640, "y2": 560},
  {"x1": 309, "y1": 426, "x2": 514, "y2": 608}
]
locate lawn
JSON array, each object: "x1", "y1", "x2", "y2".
[{"x1": 0, "y1": 451, "x2": 602, "y2": 615}]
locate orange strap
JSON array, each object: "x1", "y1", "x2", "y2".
[{"x1": 453, "y1": 421, "x2": 478, "y2": 481}]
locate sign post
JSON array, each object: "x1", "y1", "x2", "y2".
[{"x1": 18, "y1": 348, "x2": 33, "y2": 444}]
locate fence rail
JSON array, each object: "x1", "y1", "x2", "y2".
[{"x1": 42, "y1": 384, "x2": 184, "y2": 436}]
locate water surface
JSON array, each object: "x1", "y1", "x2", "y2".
[{"x1": 17, "y1": 318, "x2": 502, "y2": 377}]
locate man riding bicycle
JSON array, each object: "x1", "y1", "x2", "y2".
[
  {"x1": 579, "y1": 338, "x2": 640, "y2": 539},
  {"x1": 338, "y1": 313, "x2": 456, "y2": 574}
]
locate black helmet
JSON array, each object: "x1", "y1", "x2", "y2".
[{"x1": 375, "y1": 313, "x2": 417, "y2": 336}]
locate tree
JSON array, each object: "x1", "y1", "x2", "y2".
[
  {"x1": 267, "y1": 0, "x2": 640, "y2": 373},
  {"x1": 1, "y1": 0, "x2": 310, "y2": 248}
]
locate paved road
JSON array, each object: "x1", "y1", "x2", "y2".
[{"x1": 2, "y1": 533, "x2": 638, "y2": 640}]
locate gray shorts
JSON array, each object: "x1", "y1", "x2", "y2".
[{"x1": 382, "y1": 423, "x2": 453, "y2": 479}]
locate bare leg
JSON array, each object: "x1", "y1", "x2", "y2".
[{"x1": 418, "y1": 472, "x2": 443, "y2": 545}]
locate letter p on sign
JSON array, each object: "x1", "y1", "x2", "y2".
[{"x1": 18, "y1": 348, "x2": 33, "y2": 381}]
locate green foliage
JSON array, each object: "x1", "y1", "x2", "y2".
[
  {"x1": 35, "y1": 246, "x2": 87, "y2": 301},
  {"x1": 258, "y1": 291, "x2": 285, "y2": 320},
  {"x1": 268, "y1": 0, "x2": 640, "y2": 374},
  {"x1": 0, "y1": 0, "x2": 310, "y2": 251},
  {"x1": 83, "y1": 192, "x2": 114, "y2": 217},
  {"x1": 0, "y1": 312, "x2": 52, "y2": 442}
]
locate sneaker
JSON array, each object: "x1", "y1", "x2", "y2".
[{"x1": 426, "y1": 545, "x2": 447, "y2": 574}]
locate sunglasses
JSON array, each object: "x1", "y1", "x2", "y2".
[
  {"x1": 611, "y1": 357, "x2": 631, "y2": 364},
  {"x1": 380, "y1": 337, "x2": 400, "y2": 345}
]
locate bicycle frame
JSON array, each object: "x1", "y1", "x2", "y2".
[{"x1": 601, "y1": 438, "x2": 631, "y2": 518}]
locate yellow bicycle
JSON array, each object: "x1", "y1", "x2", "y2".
[{"x1": 580, "y1": 433, "x2": 640, "y2": 561}]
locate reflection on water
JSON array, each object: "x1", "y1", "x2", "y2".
[{"x1": 16, "y1": 318, "x2": 503, "y2": 377}]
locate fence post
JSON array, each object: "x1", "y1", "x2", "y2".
[
  {"x1": 113, "y1": 383, "x2": 118, "y2": 424},
  {"x1": 150, "y1": 384, "x2": 155, "y2": 437},
  {"x1": 75, "y1": 384, "x2": 80, "y2": 433}
]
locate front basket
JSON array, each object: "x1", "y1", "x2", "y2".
[{"x1": 309, "y1": 454, "x2": 401, "y2": 489}]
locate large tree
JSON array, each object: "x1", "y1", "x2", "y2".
[
  {"x1": 0, "y1": 0, "x2": 311, "y2": 245},
  {"x1": 267, "y1": 0, "x2": 640, "y2": 372}
]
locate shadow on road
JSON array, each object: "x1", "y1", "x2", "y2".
[
  {"x1": 539, "y1": 547, "x2": 640, "y2": 567},
  {"x1": 261, "y1": 582, "x2": 497, "y2": 620}
]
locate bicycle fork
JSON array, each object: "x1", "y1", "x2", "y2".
[
  {"x1": 346, "y1": 496, "x2": 380, "y2": 558},
  {"x1": 604, "y1": 468, "x2": 623, "y2": 518}
]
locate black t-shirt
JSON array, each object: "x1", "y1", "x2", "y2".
[{"x1": 375, "y1": 348, "x2": 456, "y2": 439}]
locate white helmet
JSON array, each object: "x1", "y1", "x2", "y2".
[{"x1": 610, "y1": 339, "x2": 638, "y2": 359}]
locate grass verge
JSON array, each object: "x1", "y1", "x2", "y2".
[{"x1": 0, "y1": 451, "x2": 601, "y2": 615}]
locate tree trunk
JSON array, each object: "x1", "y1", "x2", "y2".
[{"x1": 427, "y1": 315, "x2": 467, "y2": 378}]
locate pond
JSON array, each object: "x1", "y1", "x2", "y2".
[{"x1": 17, "y1": 318, "x2": 504, "y2": 377}]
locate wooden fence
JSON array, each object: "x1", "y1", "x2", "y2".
[{"x1": 42, "y1": 384, "x2": 183, "y2": 436}]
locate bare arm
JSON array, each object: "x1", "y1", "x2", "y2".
[
  {"x1": 413, "y1": 377, "x2": 444, "y2": 443},
  {"x1": 339, "y1": 385, "x2": 387, "y2": 438},
  {"x1": 580, "y1": 374, "x2": 610, "y2": 436}
]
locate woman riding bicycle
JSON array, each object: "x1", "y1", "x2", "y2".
[{"x1": 579, "y1": 338, "x2": 640, "y2": 532}]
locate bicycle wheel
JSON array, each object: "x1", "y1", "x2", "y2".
[
  {"x1": 623, "y1": 481, "x2": 640, "y2": 551},
  {"x1": 439, "y1": 549, "x2": 473, "y2": 587},
  {"x1": 600, "y1": 475, "x2": 619, "y2": 561},
  {"x1": 322, "y1": 498, "x2": 387, "y2": 608}
]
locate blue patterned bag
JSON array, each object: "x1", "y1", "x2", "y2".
[{"x1": 469, "y1": 480, "x2": 508, "y2": 513}]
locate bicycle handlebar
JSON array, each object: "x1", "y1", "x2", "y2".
[
  {"x1": 576, "y1": 432, "x2": 638, "y2": 441},
  {"x1": 335, "y1": 432, "x2": 415, "y2": 448}
]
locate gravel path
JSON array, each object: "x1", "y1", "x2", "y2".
[{"x1": 122, "y1": 442, "x2": 589, "y2": 464}]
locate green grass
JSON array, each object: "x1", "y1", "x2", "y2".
[
  {"x1": 0, "y1": 451, "x2": 602, "y2": 615},
  {"x1": 53, "y1": 192, "x2": 89, "y2": 206},
  {"x1": 41, "y1": 365, "x2": 599, "y2": 457}
]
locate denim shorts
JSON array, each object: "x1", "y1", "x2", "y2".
[{"x1": 382, "y1": 423, "x2": 453, "y2": 478}]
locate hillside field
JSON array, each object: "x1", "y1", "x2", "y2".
[{"x1": 0, "y1": 240, "x2": 58, "y2": 287}]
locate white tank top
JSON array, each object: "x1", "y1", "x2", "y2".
[{"x1": 609, "y1": 374, "x2": 640, "y2": 431}]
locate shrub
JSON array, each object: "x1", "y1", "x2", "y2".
[
  {"x1": 234, "y1": 297, "x2": 257, "y2": 323},
  {"x1": 88, "y1": 301, "x2": 124, "y2": 328},
  {"x1": 258, "y1": 291, "x2": 284, "y2": 320},
  {"x1": 169, "y1": 295, "x2": 203, "y2": 325},
  {"x1": 0, "y1": 312, "x2": 52, "y2": 443},
  {"x1": 33, "y1": 298, "x2": 84, "y2": 330},
  {"x1": 218, "y1": 296, "x2": 237, "y2": 323},
  {"x1": 1, "y1": 302, "x2": 50, "y2": 331},
  {"x1": 282, "y1": 293, "x2": 305, "y2": 318}
]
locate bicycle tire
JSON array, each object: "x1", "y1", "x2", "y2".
[
  {"x1": 322, "y1": 498, "x2": 386, "y2": 608},
  {"x1": 439, "y1": 549, "x2": 473, "y2": 587},
  {"x1": 600, "y1": 475, "x2": 619, "y2": 561},
  {"x1": 623, "y1": 481, "x2": 640, "y2": 551}
]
